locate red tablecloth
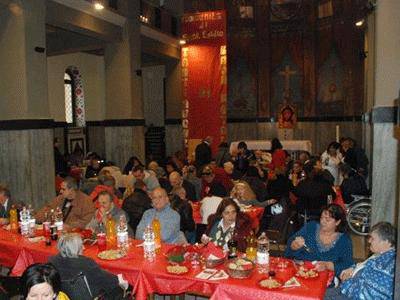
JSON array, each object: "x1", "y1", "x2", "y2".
[
  {"x1": 191, "y1": 202, "x2": 265, "y2": 229},
  {"x1": 0, "y1": 229, "x2": 329, "y2": 300}
]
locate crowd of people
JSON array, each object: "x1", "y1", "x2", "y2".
[{"x1": 0, "y1": 136, "x2": 396, "y2": 300}]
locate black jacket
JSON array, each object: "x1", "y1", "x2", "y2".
[
  {"x1": 195, "y1": 142, "x2": 212, "y2": 169},
  {"x1": 49, "y1": 254, "x2": 121, "y2": 299},
  {"x1": 170, "y1": 195, "x2": 195, "y2": 232},
  {"x1": 293, "y1": 175, "x2": 336, "y2": 217},
  {"x1": 165, "y1": 180, "x2": 198, "y2": 201},
  {"x1": 122, "y1": 188, "x2": 152, "y2": 235}
]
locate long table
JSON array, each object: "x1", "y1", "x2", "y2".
[{"x1": 0, "y1": 228, "x2": 330, "y2": 300}]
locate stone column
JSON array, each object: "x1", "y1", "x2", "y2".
[
  {"x1": 371, "y1": 0, "x2": 400, "y2": 225},
  {"x1": 102, "y1": 0, "x2": 145, "y2": 168},
  {"x1": 0, "y1": 0, "x2": 55, "y2": 208}
]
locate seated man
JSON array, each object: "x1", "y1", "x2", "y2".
[
  {"x1": 135, "y1": 187, "x2": 185, "y2": 244},
  {"x1": 166, "y1": 171, "x2": 197, "y2": 201},
  {"x1": 35, "y1": 177, "x2": 95, "y2": 230},
  {"x1": 126, "y1": 165, "x2": 160, "y2": 192},
  {"x1": 122, "y1": 180, "x2": 152, "y2": 235},
  {"x1": 200, "y1": 166, "x2": 227, "y2": 199},
  {"x1": 0, "y1": 184, "x2": 21, "y2": 225}
]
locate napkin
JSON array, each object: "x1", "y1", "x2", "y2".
[
  {"x1": 201, "y1": 242, "x2": 225, "y2": 259},
  {"x1": 284, "y1": 277, "x2": 301, "y2": 288}
]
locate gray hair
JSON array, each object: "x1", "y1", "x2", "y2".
[
  {"x1": 57, "y1": 233, "x2": 83, "y2": 258},
  {"x1": 371, "y1": 222, "x2": 397, "y2": 247}
]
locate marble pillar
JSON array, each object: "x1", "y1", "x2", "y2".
[
  {"x1": 0, "y1": 0, "x2": 55, "y2": 208},
  {"x1": 370, "y1": 0, "x2": 400, "y2": 225},
  {"x1": 0, "y1": 129, "x2": 55, "y2": 209},
  {"x1": 165, "y1": 124, "x2": 183, "y2": 157},
  {"x1": 104, "y1": 126, "x2": 145, "y2": 169}
]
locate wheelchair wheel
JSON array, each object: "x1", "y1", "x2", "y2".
[{"x1": 346, "y1": 200, "x2": 371, "y2": 236}]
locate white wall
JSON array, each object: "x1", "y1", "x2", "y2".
[{"x1": 47, "y1": 53, "x2": 106, "y2": 122}]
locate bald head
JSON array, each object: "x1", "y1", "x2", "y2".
[
  {"x1": 169, "y1": 171, "x2": 182, "y2": 188},
  {"x1": 150, "y1": 187, "x2": 169, "y2": 211}
]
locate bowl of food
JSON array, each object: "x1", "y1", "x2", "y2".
[
  {"x1": 204, "y1": 256, "x2": 225, "y2": 268},
  {"x1": 225, "y1": 257, "x2": 254, "y2": 278}
]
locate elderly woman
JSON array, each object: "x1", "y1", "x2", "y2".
[
  {"x1": 86, "y1": 191, "x2": 133, "y2": 236},
  {"x1": 324, "y1": 222, "x2": 396, "y2": 300},
  {"x1": 231, "y1": 181, "x2": 277, "y2": 208},
  {"x1": 49, "y1": 233, "x2": 126, "y2": 300},
  {"x1": 201, "y1": 198, "x2": 252, "y2": 252},
  {"x1": 21, "y1": 263, "x2": 69, "y2": 300},
  {"x1": 285, "y1": 204, "x2": 354, "y2": 277}
]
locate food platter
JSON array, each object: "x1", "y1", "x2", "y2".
[
  {"x1": 295, "y1": 266, "x2": 319, "y2": 279},
  {"x1": 166, "y1": 265, "x2": 189, "y2": 275},
  {"x1": 97, "y1": 249, "x2": 126, "y2": 260},
  {"x1": 258, "y1": 277, "x2": 283, "y2": 289}
]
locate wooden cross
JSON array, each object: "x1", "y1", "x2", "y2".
[{"x1": 279, "y1": 65, "x2": 297, "y2": 94}]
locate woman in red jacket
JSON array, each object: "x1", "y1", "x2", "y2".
[{"x1": 268, "y1": 138, "x2": 287, "y2": 171}]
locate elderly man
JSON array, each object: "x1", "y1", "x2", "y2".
[
  {"x1": 135, "y1": 187, "x2": 185, "y2": 244},
  {"x1": 0, "y1": 185, "x2": 19, "y2": 225},
  {"x1": 35, "y1": 177, "x2": 95, "y2": 229},
  {"x1": 167, "y1": 171, "x2": 197, "y2": 201}
]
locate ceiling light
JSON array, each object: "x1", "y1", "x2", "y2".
[
  {"x1": 355, "y1": 20, "x2": 364, "y2": 27},
  {"x1": 94, "y1": 2, "x2": 104, "y2": 10},
  {"x1": 179, "y1": 40, "x2": 186, "y2": 45}
]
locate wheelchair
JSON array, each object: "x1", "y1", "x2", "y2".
[{"x1": 345, "y1": 195, "x2": 371, "y2": 236}]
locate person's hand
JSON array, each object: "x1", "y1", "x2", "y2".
[
  {"x1": 267, "y1": 199, "x2": 277, "y2": 205},
  {"x1": 314, "y1": 261, "x2": 334, "y2": 272},
  {"x1": 340, "y1": 267, "x2": 354, "y2": 281},
  {"x1": 201, "y1": 234, "x2": 211, "y2": 245},
  {"x1": 290, "y1": 236, "x2": 305, "y2": 251}
]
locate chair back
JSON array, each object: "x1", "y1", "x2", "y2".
[{"x1": 61, "y1": 272, "x2": 93, "y2": 300}]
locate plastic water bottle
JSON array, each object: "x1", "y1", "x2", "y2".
[
  {"x1": 117, "y1": 215, "x2": 129, "y2": 250},
  {"x1": 27, "y1": 205, "x2": 36, "y2": 237},
  {"x1": 54, "y1": 207, "x2": 64, "y2": 234},
  {"x1": 143, "y1": 225, "x2": 156, "y2": 262},
  {"x1": 19, "y1": 206, "x2": 30, "y2": 237},
  {"x1": 256, "y1": 232, "x2": 270, "y2": 274}
]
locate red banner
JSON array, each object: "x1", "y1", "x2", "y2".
[{"x1": 181, "y1": 11, "x2": 227, "y2": 154}]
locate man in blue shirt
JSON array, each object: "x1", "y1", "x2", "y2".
[{"x1": 135, "y1": 187, "x2": 186, "y2": 244}]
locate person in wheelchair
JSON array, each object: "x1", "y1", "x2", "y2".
[
  {"x1": 324, "y1": 222, "x2": 396, "y2": 300},
  {"x1": 284, "y1": 204, "x2": 354, "y2": 278},
  {"x1": 49, "y1": 233, "x2": 128, "y2": 300},
  {"x1": 339, "y1": 163, "x2": 369, "y2": 204}
]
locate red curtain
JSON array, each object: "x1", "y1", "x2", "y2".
[{"x1": 181, "y1": 11, "x2": 227, "y2": 153}]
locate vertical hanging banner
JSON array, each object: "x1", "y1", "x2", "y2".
[{"x1": 181, "y1": 11, "x2": 227, "y2": 154}]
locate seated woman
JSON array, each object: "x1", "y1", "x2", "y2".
[
  {"x1": 201, "y1": 198, "x2": 252, "y2": 252},
  {"x1": 21, "y1": 263, "x2": 69, "y2": 300},
  {"x1": 284, "y1": 204, "x2": 354, "y2": 277},
  {"x1": 324, "y1": 222, "x2": 396, "y2": 300},
  {"x1": 231, "y1": 181, "x2": 278, "y2": 208},
  {"x1": 86, "y1": 190, "x2": 133, "y2": 236},
  {"x1": 49, "y1": 233, "x2": 126, "y2": 300}
]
